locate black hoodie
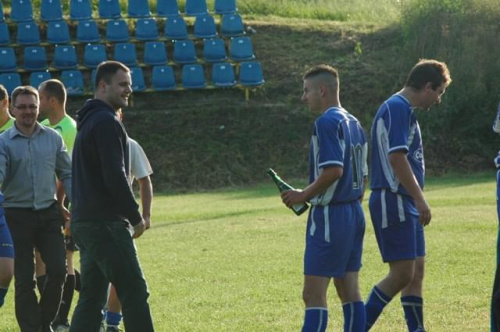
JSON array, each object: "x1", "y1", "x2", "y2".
[{"x1": 71, "y1": 99, "x2": 142, "y2": 226}]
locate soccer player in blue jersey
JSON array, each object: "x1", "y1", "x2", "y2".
[
  {"x1": 366, "y1": 59, "x2": 451, "y2": 332},
  {"x1": 491, "y1": 102, "x2": 500, "y2": 331},
  {"x1": 281, "y1": 64, "x2": 368, "y2": 332}
]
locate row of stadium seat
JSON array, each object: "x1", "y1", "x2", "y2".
[
  {"x1": 2, "y1": 14, "x2": 245, "y2": 46},
  {"x1": 0, "y1": 37, "x2": 255, "y2": 72},
  {"x1": 0, "y1": 62, "x2": 263, "y2": 96},
  {"x1": 2, "y1": 0, "x2": 237, "y2": 22}
]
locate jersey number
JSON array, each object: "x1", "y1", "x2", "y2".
[{"x1": 351, "y1": 144, "x2": 363, "y2": 190}]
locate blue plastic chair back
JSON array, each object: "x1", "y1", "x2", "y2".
[
  {"x1": 212, "y1": 62, "x2": 235, "y2": 87},
  {"x1": 128, "y1": 0, "x2": 151, "y2": 17},
  {"x1": 61, "y1": 70, "x2": 85, "y2": 95},
  {"x1": 90, "y1": 69, "x2": 97, "y2": 90},
  {"x1": 77, "y1": 20, "x2": 100, "y2": 43},
  {"x1": 30, "y1": 71, "x2": 52, "y2": 88},
  {"x1": 144, "y1": 41, "x2": 168, "y2": 66},
  {"x1": 239, "y1": 61, "x2": 264, "y2": 86},
  {"x1": 53, "y1": 45, "x2": 78, "y2": 69},
  {"x1": 156, "y1": 0, "x2": 179, "y2": 17},
  {"x1": 41, "y1": 0, "x2": 63, "y2": 22},
  {"x1": 0, "y1": 48, "x2": 17, "y2": 72},
  {"x1": 99, "y1": 0, "x2": 121, "y2": 19},
  {"x1": 0, "y1": 23, "x2": 9, "y2": 45},
  {"x1": 17, "y1": 21, "x2": 41, "y2": 45},
  {"x1": 230, "y1": 37, "x2": 255, "y2": 61},
  {"x1": 152, "y1": 65, "x2": 176, "y2": 90},
  {"x1": 24, "y1": 46, "x2": 48, "y2": 71},
  {"x1": 130, "y1": 67, "x2": 146, "y2": 92},
  {"x1": 164, "y1": 15, "x2": 187, "y2": 40},
  {"x1": 84, "y1": 44, "x2": 107, "y2": 68},
  {"x1": 202, "y1": 38, "x2": 227, "y2": 63},
  {"x1": 106, "y1": 19, "x2": 130, "y2": 42},
  {"x1": 135, "y1": 18, "x2": 158, "y2": 41},
  {"x1": 47, "y1": 20, "x2": 71, "y2": 44},
  {"x1": 0, "y1": 73, "x2": 22, "y2": 94},
  {"x1": 70, "y1": 0, "x2": 92, "y2": 20},
  {"x1": 185, "y1": 0, "x2": 207, "y2": 16},
  {"x1": 173, "y1": 40, "x2": 196, "y2": 64},
  {"x1": 11, "y1": 0, "x2": 34, "y2": 22},
  {"x1": 182, "y1": 64, "x2": 206, "y2": 89},
  {"x1": 114, "y1": 43, "x2": 137, "y2": 66},
  {"x1": 214, "y1": 0, "x2": 237, "y2": 15},
  {"x1": 220, "y1": 13, "x2": 244, "y2": 37},
  {"x1": 194, "y1": 14, "x2": 217, "y2": 39}
]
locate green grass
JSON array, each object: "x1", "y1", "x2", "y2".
[{"x1": 1, "y1": 173, "x2": 497, "y2": 331}]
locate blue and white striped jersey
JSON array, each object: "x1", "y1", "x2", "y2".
[
  {"x1": 308, "y1": 107, "x2": 368, "y2": 205},
  {"x1": 370, "y1": 94, "x2": 424, "y2": 196},
  {"x1": 492, "y1": 102, "x2": 500, "y2": 168}
]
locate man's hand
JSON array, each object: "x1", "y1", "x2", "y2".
[
  {"x1": 280, "y1": 189, "x2": 305, "y2": 208},
  {"x1": 133, "y1": 219, "x2": 146, "y2": 239},
  {"x1": 143, "y1": 215, "x2": 151, "y2": 230},
  {"x1": 415, "y1": 198, "x2": 431, "y2": 226}
]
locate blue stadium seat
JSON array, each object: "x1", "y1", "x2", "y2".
[
  {"x1": 0, "y1": 73, "x2": 22, "y2": 95},
  {"x1": 11, "y1": 0, "x2": 34, "y2": 22},
  {"x1": 0, "y1": 2, "x2": 5, "y2": 22},
  {"x1": 99, "y1": 0, "x2": 121, "y2": 19},
  {"x1": 202, "y1": 38, "x2": 227, "y2": 63},
  {"x1": 0, "y1": 23, "x2": 10, "y2": 45},
  {"x1": 77, "y1": 20, "x2": 100, "y2": 43},
  {"x1": 156, "y1": 0, "x2": 179, "y2": 17},
  {"x1": 0, "y1": 48, "x2": 17, "y2": 72},
  {"x1": 211, "y1": 62, "x2": 235, "y2": 87},
  {"x1": 106, "y1": 19, "x2": 130, "y2": 42},
  {"x1": 143, "y1": 41, "x2": 168, "y2": 66},
  {"x1": 194, "y1": 14, "x2": 217, "y2": 39},
  {"x1": 53, "y1": 45, "x2": 78, "y2": 69},
  {"x1": 47, "y1": 20, "x2": 71, "y2": 44},
  {"x1": 135, "y1": 18, "x2": 158, "y2": 41},
  {"x1": 113, "y1": 43, "x2": 137, "y2": 66},
  {"x1": 182, "y1": 64, "x2": 206, "y2": 89},
  {"x1": 29, "y1": 71, "x2": 52, "y2": 88},
  {"x1": 60, "y1": 70, "x2": 85, "y2": 96},
  {"x1": 173, "y1": 40, "x2": 197, "y2": 64},
  {"x1": 17, "y1": 21, "x2": 41, "y2": 45},
  {"x1": 83, "y1": 44, "x2": 107, "y2": 68},
  {"x1": 152, "y1": 65, "x2": 176, "y2": 90},
  {"x1": 239, "y1": 61, "x2": 264, "y2": 86},
  {"x1": 130, "y1": 67, "x2": 146, "y2": 92},
  {"x1": 90, "y1": 68, "x2": 97, "y2": 90},
  {"x1": 164, "y1": 15, "x2": 187, "y2": 40},
  {"x1": 214, "y1": 0, "x2": 237, "y2": 15},
  {"x1": 128, "y1": 0, "x2": 151, "y2": 18},
  {"x1": 24, "y1": 46, "x2": 48, "y2": 71},
  {"x1": 40, "y1": 0, "x2": 63, "y2": 22},
  {"x1": 185, "y1": 0, "x2": 207, "y2": 16},
  {"x1": 70, "y1": 0, "x2": 92, "y2": 20},
  {"x1": 220, "y1": 13, "x2": 244, "y2": 37},
  {"x1": 229, "y1": 37, "x2": 255, "y2": 61}
]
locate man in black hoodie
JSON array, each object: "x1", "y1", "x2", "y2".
[{"x1": 69, "y1": 61, "x2": 153, "y2": 332}]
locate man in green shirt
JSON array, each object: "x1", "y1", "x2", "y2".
[
  {"x1": 38, "y1": 80, "x2": 77, "y2": 332},
  {"x1": 0, "y1": 84, "x2": 14, "y2": 134}
]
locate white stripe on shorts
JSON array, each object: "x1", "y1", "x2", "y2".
[
  {"x1": 324, "y1": 205, "x2": 330, "y2": 243},
  {"x1": 397, "y1": 193, "x2": 406, "y2": 223},
  {"x1": 309, "y1": 205, "x2": 316, "y2": 237},
  {"x1": 381, "y1": 189, "x2": 388, "y2": 228}
]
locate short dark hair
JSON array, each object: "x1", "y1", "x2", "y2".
[
  {"x1": 405, "y1": 59, "x2": 452, "y2": 91},
  {"x1": 95, "y1": 61, "x2": 130, "y2": 88},
  {"x1": 303, "y1": 64, "x2": 339, "y2": 81},
  {"x1": 11, "y1": 86, "x2": 38, "y2": 105},
  {"x1": 39, "y1": 79, "x2": 66, "y2": 105},
  {"x1": 0, "y1": 85, "x2": 8, "y2": 102}
]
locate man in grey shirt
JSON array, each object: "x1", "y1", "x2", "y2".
[{"x1": 0, "y1": 86, "x2": 72, "y2": 332}]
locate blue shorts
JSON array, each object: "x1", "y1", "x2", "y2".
[
  {"x1": 369, "y1": 189, "x2": 425, "y2": 262},
  {"x1": 304, "y1": 201, "x2": 365, "y2": 278},
  {"x1": 0, "y1": 213, "x2": 14, "y2": 258}
]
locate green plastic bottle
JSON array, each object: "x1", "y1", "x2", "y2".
[{"x1": 267, "y1": 168, "x2": 309, "y2": 216}]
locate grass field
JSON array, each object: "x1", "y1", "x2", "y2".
[{"x1": 0, "y1": 173, "x2": 497, "y2": 331}]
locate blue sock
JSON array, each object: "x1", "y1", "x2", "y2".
[
  {"x1": 302, "y1": 307, "x2": 328, "y2": 332},
  {"x1": 365, "y1": 286, "x2": 392, "y2": 331},
  {"x1": 401, "y1": 296, "x2": 425, "y2": 332},
  {"x1": 106, "y1": 311, "x2": 122, "y2": 327},
  {"x1": 343, "y1": 301, "x2": 366, "y2": 332},
  {"x1": 0, "y1": 287, "x2": 7, "y2": 308}
]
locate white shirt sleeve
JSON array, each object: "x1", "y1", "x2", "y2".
[{"x1": 128, "y1": 138, "x2": 153, "y2": 184}]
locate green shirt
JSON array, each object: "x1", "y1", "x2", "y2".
[
  {"x1": 41, "y1": 114, "x2": 77, "y2": 156},
  {"x1": 0, "y1": 117, "x2": 14, "y2": 134}
]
